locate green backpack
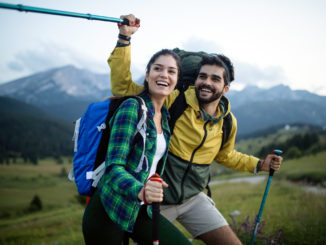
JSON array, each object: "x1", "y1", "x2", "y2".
[{"x1": 172, "y1": 48, "x2": 209, "y2": 90}]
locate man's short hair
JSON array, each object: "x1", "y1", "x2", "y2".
[{"x1": 198, "y1": 54, "x2": 234, "y2": 86}]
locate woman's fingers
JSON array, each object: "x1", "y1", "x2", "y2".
[{"x1": 144, "y1": 180, "x2": 164, "y2": 203}]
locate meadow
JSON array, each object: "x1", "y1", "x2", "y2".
[{"x1": 0, "y1": 152, "x2": 325, "y2": 244}]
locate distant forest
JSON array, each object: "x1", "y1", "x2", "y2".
[
  {"x1": 0, "y1": 97, "x2": 73, "y2": 164},
  {"x1": 0, "y1": 113, "x2": 73, "y2": 164},
  {"x1": 1, "y1": 96, "x2": 326, "y2": 165}
]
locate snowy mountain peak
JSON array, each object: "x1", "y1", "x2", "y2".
[{"x1": 0, "y1": 65, "x2": 111, "y2": 105}]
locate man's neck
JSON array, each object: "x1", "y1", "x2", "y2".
[{"x1": 200, "y1": 99, "x2": 220, "y2": 117}]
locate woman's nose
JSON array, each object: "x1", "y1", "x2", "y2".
[{"x1": 160, "y1": 69, "x2": 168, "y2": 77}]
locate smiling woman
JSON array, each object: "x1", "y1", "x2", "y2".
[{"x1": 81, "y1": 14, "x2": 191, "y2": 245}]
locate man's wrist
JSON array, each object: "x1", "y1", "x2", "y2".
[
  {"x1": 116, "y1": 41, "x2": 130, "y2": 47},
  {"x1": 254, "y1": 160, "x2": 262, "y2": 174}
]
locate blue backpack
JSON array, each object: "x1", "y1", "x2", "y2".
[{"x1": 68, "y1": 96, "x2": 148, "y2": 196}]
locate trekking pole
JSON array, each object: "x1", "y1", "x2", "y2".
[
  {"x1": 148, "y1": 174, "x2": 163, "y2": 245},
  {"x1": 0, "y1": 2, "x2": 133, "y2": 25},
  {"x1": 250, "y1": 149, "x2": 283, "y2": 245}
]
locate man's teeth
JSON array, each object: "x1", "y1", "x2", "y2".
[
  {"x1": 157, "y1": 81, "x2": 168, "y2": 87},
  {"x1": 201, "y1": 88, "x2": 211, "y2": 92}
]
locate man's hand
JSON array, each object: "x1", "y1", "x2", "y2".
[
  {"x1": 119, "y1": 14, "x2": 140, "y2": 37},
  {"x1": 260, "y1": 153, "x2": 283, "y2": 172}
]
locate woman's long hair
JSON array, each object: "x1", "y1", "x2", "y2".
[{"x1": 140, "y1": 49, "x2": 182, "y2": 96}]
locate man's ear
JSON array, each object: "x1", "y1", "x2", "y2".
[{"x1": 223, "y1": 84, "x2": 230, "y2": 95}]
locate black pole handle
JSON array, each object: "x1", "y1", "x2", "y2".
[{"x1": 121, "y1": 18, "x2": 129, "y2": 25}]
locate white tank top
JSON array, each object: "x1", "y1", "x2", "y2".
[{"x1": 148, "y1": 132, "x2": 166, "y2": 178}]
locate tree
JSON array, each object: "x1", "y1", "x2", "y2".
[{"x1": 28, "y1": 195, "x2": 43, "y2": 212}]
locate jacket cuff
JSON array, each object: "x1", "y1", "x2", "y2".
[{"x1": 116, "y1": 41, "x2": 130, "y2": 47}]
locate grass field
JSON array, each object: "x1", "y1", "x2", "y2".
[{"x1": 0, "y1": 152, "x2": 325, "y2": 244}]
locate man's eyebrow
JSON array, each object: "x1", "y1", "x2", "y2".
[
  {"x1": 198, "y1": 72, "x2": 207, "y2": 76},
  {"x1": 212, "y1": 75, "x2": 222, "y2": 80}
]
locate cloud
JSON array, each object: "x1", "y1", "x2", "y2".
[
  {"x1": 6, "y1": 41, "x2": 108, "y2": 77},
  {"x1": 181, "y1": 37, "x2": 224, "y2": 54},
  {"x1": 181, "y1": 37, "x2": 286, "y2": 89},
  {"x1": 235, "y1": 61, "x2": 286, "y2": 88},
  {"x1": 7, "y1": 61, "x2": 24, "y2": 72}
]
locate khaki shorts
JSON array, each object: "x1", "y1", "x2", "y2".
[{"x1": 160, "y1": 192, "x2": 228, "y2": 238}]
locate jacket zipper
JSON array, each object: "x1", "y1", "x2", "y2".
[{"x1": 178, "y1": 121, "x2": 209, "y2": 203}]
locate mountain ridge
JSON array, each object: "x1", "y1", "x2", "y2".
[{"x1": 1, "y1": 65, "x2": 325, "y2": 135}]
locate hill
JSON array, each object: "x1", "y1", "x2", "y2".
[
  {"x1": 0, "y1": 96, "x2": 73, "y2": 163},
  {"x1": 1, "y1": 66, "x2": 326, "y2": 135}
]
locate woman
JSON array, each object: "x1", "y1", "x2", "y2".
[{"x1": 82, "y1": 15, "x2": 191, "y2": 245}]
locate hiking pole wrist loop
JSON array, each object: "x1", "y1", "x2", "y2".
[{"x1": 118, "y1": 34, "x2": 131, "y2": 41}]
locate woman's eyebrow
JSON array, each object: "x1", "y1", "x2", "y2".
[{"x1": 153, "y1": 63, "x2": 178, "y2": 69}]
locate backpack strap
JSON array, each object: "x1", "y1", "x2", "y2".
[
  {"x1": 220, "y1": 113, "x2": 232, "y2": 150},
  {"x1": 168, "y1": 90, "x2": 187, "y2": 134},
  {"x1": 91, "y1": 96, "x2": 148, "y2": 190}
]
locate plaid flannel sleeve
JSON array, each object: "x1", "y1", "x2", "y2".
[{"x1": 103, "y1": 99, "x2": 144, "y2": 200}]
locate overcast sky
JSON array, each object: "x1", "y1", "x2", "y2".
[{"x1": 1, "y1": 0, "x2": 326, "y2": 95}]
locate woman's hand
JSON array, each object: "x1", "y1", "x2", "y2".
[
  {"x1": 119, "y1": 14, "x2": 140, "y2": 37},
  {"x1": 138, "y1": 179, "x2": 168, "y2": 204}
]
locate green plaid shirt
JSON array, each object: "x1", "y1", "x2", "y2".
[{"x1": 97, "y1": 94, "x2": 171, "y2": 232}]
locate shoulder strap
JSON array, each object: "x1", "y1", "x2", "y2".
[
  {"x1": 220, "y1": 113, "x2": 233, "y2": 150},
  {"x1": 93, "y1": 96, "x2": 147, "y2": 171},
  {"x1": 168, "y1": 90, "x2": 187, "y2": 134}
]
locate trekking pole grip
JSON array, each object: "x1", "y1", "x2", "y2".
[
  {"x1": 149, "y1": 174, "x2": 163, "y2": 245},
  {"x1": 269, "y1": 149, "x2": 283, "y2": 176}
]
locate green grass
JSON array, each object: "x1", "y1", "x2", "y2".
[
  {"x1": 0, "y1": 153, "x2": 325, "y2": 244},
  {"x1": 0, "y1": 158, "x2": 78, "y2": 217},
  {"x1": 275, "y1": 151, "x2": 326, "y2": 184}
]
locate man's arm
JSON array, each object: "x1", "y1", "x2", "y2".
[
  {"x1": 215, "y1": 114, "x2": 283, "y2": 173},
  {"x1": 108, "y1": 14, "x2": 143, "y2": 96},
  {"x1": 215, "y1": 114, "x2": 260, "y2": 173},
  {"x1": 108, "y1": 45, "x2": 143, "y2": 96}
]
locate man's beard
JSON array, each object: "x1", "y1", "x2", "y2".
[{"x1": 195, "y1": 85, "x2": 223, "y2": 104}]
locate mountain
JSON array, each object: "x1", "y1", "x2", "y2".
[
  {"x1": 226, "y1": 85, "x2": 326, "y2": 135},
  {"x1": 0, "y1": 96, "x2": 73, "y2": 161},
  {"x1": 0, "y1": 65, "x2": 111, "y2": 122},
  {"x1": 1, "y1": 67, "x2": 326, "y2": 135},
  {"x1": 0, "y1": 65, "x2": 111, "y2": 105},
  {"x1": 227, "y1": 84, "x2": 326, "y2": 108}
]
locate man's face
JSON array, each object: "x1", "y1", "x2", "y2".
[{"x1": 194, "y1": 64, "x2": 229, "y2": 104}]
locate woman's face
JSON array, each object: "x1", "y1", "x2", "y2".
[{"x1": 146, "y1": 55, "x2": 178, "y2": 98}]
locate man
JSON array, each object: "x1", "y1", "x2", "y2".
[{"x1": 109, "y1": 14, "x2": 283, "y2": 245}]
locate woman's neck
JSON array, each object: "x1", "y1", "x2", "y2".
[
  {"x1": 150, "y1": 95, "x2": 165, "y2": 133},
  {"x1": 150, "y1": 95, "x2": 165, "y2": 114}
]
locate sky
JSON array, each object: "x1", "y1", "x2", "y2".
[{"x1": 0, "y1": 0, "x2": 326, "y2": 95}]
